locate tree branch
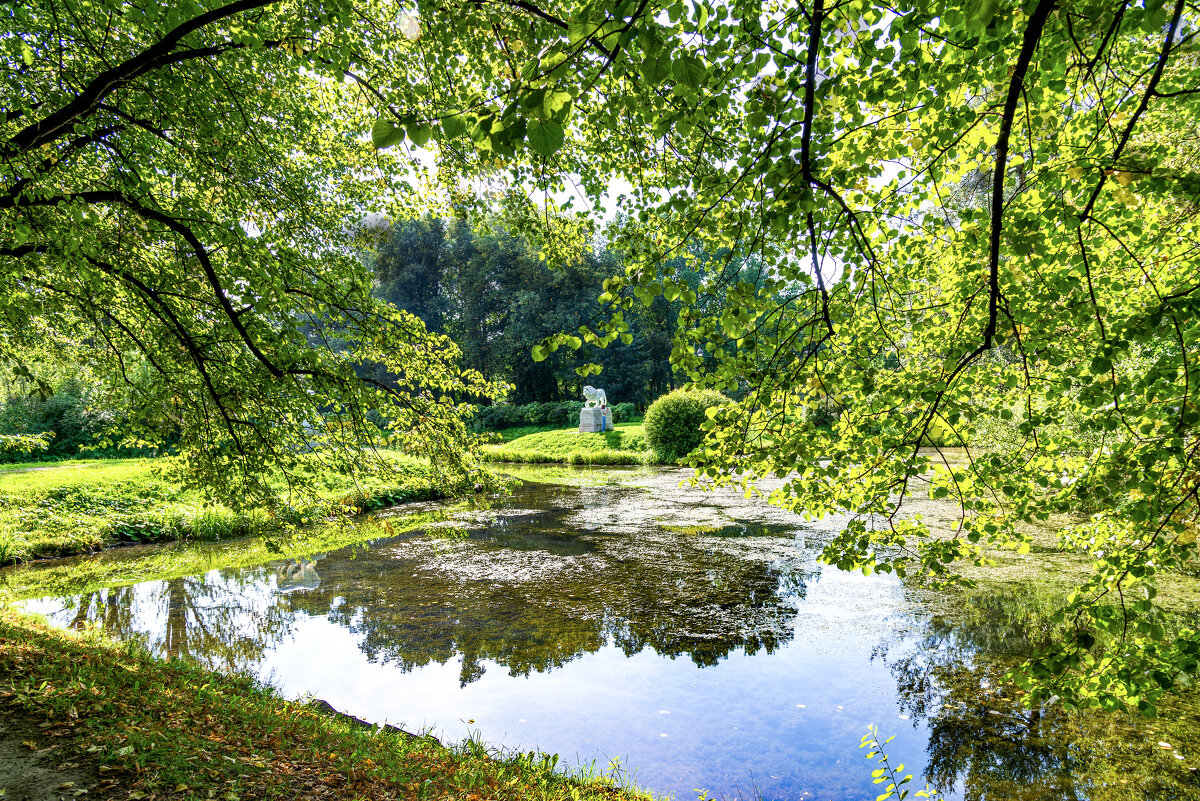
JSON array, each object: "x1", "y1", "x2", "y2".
[
  {"x1": 986, "y1": 0, "x2": 1057, "y2": 348},
  {"x1": 5, "y1": 0, "x2": 282, "y2": 155}
]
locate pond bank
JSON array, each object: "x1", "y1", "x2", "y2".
[
  {"x1": 7, "y1": 464, "x2": 1200, "y2": 800},
  {"x1": 481, "y1": 424, "x2": 654, "y2": 465},
  {"x1": 0, "y1": 455, "x2": 476, "y2": 564},
  {"x1": 0, "y1": 609, "x2": 649, "y2": 801}
]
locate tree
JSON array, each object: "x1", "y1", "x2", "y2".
[
  {"x1": 8, "y1": 0, "x2": 1200, "y2": 713},
  {"x1": 373, "y1": 0, "x2": 1200, "y2": 713},
  {"x1": 2, "y1": 0, "x2": 497, "y2": 506},
  {"x1": 369, "y1": 216, "x2": 681, "y2": 405}
]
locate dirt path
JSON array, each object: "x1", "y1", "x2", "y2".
[{"x1": 0, "y1": 702, "x2": 119, "y2": 801}]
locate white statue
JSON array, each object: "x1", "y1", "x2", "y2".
[{"x1": 582, "y1": 385, "x2": 607, "y2": 408}]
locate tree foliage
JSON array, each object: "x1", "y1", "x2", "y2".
[
  {"x1": 1, "y1": 0, "x2": 500, "y2": 506},
  {"x1": 366, "y1": 0, "x2": 1200, "y2": 713},
  {"x1": 7, "y1": 0, "x2": 1200, "y2": 712},
  {"x1": 369, "y1": 216, "x2": 685, "y2": 405}
]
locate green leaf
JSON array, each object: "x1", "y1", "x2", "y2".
[
  {"x1": 526, "y1": 119, "x2": 564, "y2": 157},
  {"x1": 543, "y1": 90, "x2": 573, "y2": 117},
  {"x1": 966, "y1": 0, "x2": 1001, "y2": 32},
  {"x1": 371, "y1": 120, "x2": 405, "y2": 149},
  {"x1": 640, "y1": 54, "x2": 672, "y2": 85},
  {"x1": 673, "y1": 54, "x2": 706, "y2": 88},
  {"x1": 441, "y1": 114, "x2": 468, "y2": 138},
  {"x1": 406, "y1": 122, "x2": 433, "y2": 147}
]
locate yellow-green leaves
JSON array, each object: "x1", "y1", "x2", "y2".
[
  {"x1": 371, "y1": 119, "x2": 405, "y2": 149},
  {"x1": 371, "y1": 119, "x2": 432, "y2": 149}
]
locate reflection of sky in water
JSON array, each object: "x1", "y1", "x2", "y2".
[
  {"x1": 27, "y1": 569, "x2": 928, "y2": 801},
  {"x1": 33, "y1": 473, "x2": 1182, "y2": 801},
  {"x1": 252, "y1": 568, "x2": 926, "y2": 801}
]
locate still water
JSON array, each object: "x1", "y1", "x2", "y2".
[{"x1": 15, "y1": 467, "x2": 1200, "y2": 800}]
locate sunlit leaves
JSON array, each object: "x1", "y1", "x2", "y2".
[
  {"x1": 371, "y1": 119, "x2": 405, "y2": 149},
  {"x1": 527, "y1": 119, "x2": 565, "y2": 157}
]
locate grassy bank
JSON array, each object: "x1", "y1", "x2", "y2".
[
  {"x1": 0, "y1": 502, "x2": 465, "y2": 602},
  {"x1": 0, "y1": 609, "x2": 649, "y2": 801},
  {"x1": 482, "y1": 424, "x2": 654, "y2": 465},
  {"x1": 0, "y1": 455, "x2": 473, "y2": 564}
]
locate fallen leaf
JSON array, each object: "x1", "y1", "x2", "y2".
[
  {"x1": 21, "y1": 740, "x2": 36, "y2": 750},
  {"x1": 174, "y1": 785, "x2": 188, "y2": 792},
  {"x1": 56, "y1": 783, "x2": 75, "y2": 790},
  {"x1": 129, "y1": 793, "x2": 147, "y2": 800}
]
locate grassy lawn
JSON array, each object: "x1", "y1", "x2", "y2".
[
  {"x1": 482, "y1": 424, "x2": 654, "y2": 465},
  {"x1": 0, "y1": 609, "x2": 649, "y2": 801},
  {"x1": 0, "y1": 503, "x2": 461, "y2": 602},
  {"x1": 0, "y1": 455, "x2": 472, "y2": 564}
]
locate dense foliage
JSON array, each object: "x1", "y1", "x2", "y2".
[
  {"x1": 643, "y1": 388, "x2": 727, "y2": 464},
  {"x1": 0, "y1": 373, "x2": 159, "y2": 462},
  {"x1": 1, "y1": 0, "x2": 499, "y2": 507},
  {"x1": 469, "y1": 400, "x2": 636, "y2": 431},
  {"x1": 369, "y1": 217, "x2": 693, "y2": 406},
  {"x1": 7, "y1": 0, "x2": 1200, "y2": 712}
]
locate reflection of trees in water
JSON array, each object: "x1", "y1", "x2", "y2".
[
  {"x1": 287, "y1": 513, "x2": 810, "y2": 685},
  {"x1": 881, "y1": 590, "x2": 1200, "y2": 800},
  {"x1": 57, "y1": 569, "x2": 293, "y2": 673},
  {"x1": 54, "y1": 484, "x2": 813, "y2": 687}
]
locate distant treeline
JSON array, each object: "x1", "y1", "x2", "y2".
[{"x1": 363, "y1": 217, "x2": 691, "y2": 408}]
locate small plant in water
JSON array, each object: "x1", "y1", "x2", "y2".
[{"x1": 860, "y1": 725, "x2": 939, "y2": 800}]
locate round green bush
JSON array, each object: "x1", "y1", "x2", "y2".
[{"x1": 643, "y1": 388, "x2": 728, "y2": 464}]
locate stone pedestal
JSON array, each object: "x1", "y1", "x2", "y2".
[{"x1": 579, "y1": 406, "x2": 612, "y2": 433}]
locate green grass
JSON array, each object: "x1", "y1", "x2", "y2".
[
  {"x1": 0, "y1": 609, "x2": 652, "y2": 801},
  {"x1": 486, "y1": 424, "x2": 565, "y2": 442},
  {"x1": 0, "y1": 504, "x2": 466, "y2": 602},
  {"x1": 482, "y1": 424, "x2": 655, "y2": 465},
  {"x1": 0, "y1": 455, "x2": 472, "y2": 564}
]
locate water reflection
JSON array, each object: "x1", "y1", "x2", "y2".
[
  {"x1": 19, "y1": 474, "x2": 1200, "y2": 801},
  {"x1": 56, "y1": 571, "x2": 293, "y2": 672},
  {"x1": 34, "y1": 482, "x2": 815, "y2": 684},
  {"x1": 275, "y1": 556, "x2": 325, "y2": 593},
  {"x1": 878, "y1": 590, "x2": 1200, "y2": 800}
]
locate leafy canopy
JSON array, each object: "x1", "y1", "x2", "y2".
[
  {"x1": 367, "y1": 0, "x2": 1200, "y2": 714},
  {"x1": 1, "y1": 0, "x2": 501, "y2": 505},
  {"x1": 6, "y1": 0, "x2": 1200, "y2": 714}
]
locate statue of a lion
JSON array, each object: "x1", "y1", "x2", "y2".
[{"x1": 582, "y1": 385, "x2": 607, "y2": 408}]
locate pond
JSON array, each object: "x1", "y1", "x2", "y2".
[{"x1": 12, "y1": 467, "x2": 1200, "y2": 800}]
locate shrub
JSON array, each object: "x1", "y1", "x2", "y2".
[
  {"x1": 469, "y1": 401, "x2": 586, "y2": 431},
  {"x1": 643, "y1": 389, "x2": 728, "y2": 464},
  {"x1": 0, "y1": 378, "x2": 165, "y2": 462},
  {"x1": 611, "y1": 402, "x2": 637, "y2": 422}
]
